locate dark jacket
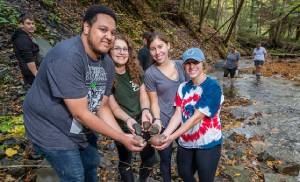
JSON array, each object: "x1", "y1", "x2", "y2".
[
  {"x1": 138, "y1": 45, "x2": 153, "y2": 71},
  {"x1": 11, "y1": 28, "x2": 39, "y2": 84}
]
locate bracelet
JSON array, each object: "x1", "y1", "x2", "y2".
[
  {"x1": 153, "y1": 117, "x2": 161, "y2": 122},
  {"x1": 141, "y1": 108, "x2": 150, "y2": 112}
]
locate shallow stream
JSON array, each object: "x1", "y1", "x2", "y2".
[{"x1": 213, "y1": 59, "x2": 300, "y2": 164}]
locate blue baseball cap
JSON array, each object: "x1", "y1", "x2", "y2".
[{"x1": 182, "y1": 48, "x2": 205, "y2": 63}]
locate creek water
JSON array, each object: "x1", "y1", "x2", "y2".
[{"x1": 212, "y1": 59, "x2": 300, "y2": 165}]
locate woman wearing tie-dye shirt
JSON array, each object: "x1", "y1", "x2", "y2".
[{"x1": 154, "y1": 48, "x2": 224, "y2": 182}]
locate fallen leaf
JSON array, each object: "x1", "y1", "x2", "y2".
[
  {"x1": 234, "y1": 173, "x2": 241, "y2": 176},
  {"x1": 5, "y1": 147, "x2": 18, "y2": 157}
]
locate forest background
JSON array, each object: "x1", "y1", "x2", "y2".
[{"x1": 0, "y1": 0, "x2": 299, "y2": 181}]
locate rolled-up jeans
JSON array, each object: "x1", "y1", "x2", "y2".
[{"x1": 33, "y1": 134, "x2": 100, "y2": 182}]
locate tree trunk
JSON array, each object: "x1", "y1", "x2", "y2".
[
  {"x1": 213, "y1": 0, "x2": 221, "y2": 29},
  {"x1": 271, "y1": 0, "x2": 289, "y2": 46},
  {"x1": 250, "y1": 0, "x2": 255, "y2": 29},
  {"x1": 232, "y1": 0, "x2": 238, "y2": 39},
  {"x1": 198, "y1": 0, "x2": 205, "y2": 31},
  {"x1": 206, "y1": 14, "x2": 235, "y2": 42},
  {"x1": 198, "y1": 0, "x2": 212, "y2": 32},
  {"x1": 296, "y1": 25, "x2": 300, "y2": 41},
  {"x1": 224, "y1": 0, "x2": 244, "y2": 44},
  {"x1": 188, "y1": 0, "x2": 192, "y2": 11}
]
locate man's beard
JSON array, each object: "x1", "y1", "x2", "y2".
[{"x1": 87, "y1": 33, "x2": 109, "y2": 58}]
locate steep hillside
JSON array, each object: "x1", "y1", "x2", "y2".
[
  {"x1": 3, "y1": 0, "x2": 226, "y2": 59},
  {"x1": 0, "y1": 0, "x2": 227, "y2": 115}
]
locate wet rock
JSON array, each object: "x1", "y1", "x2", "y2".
[
  {"x1": 106, "y1": 142, "x2": 116, "y2": 151},
  {"x1": 264, "y1": 173, "x2": 297, "y2": 182},
  {"x1": 142, "y1": 121, "x2": 151, "y2": 131},
  {"x1": 133, "y1": 135, "x2": 146, "y2": 147},
  {"x1": 149, "y1": 134, "x2": 166, "y2": 146},
  {"x1": 0, "y1": 68, "x2": 9, "y2": 78},
  {"x1": 35, "y1": 168, "x2": 59, "y2": 182},
  {"x1": 133, "y1": 123, "x2": 142, "y2": 136},
  {"x1": 251, "y1": 140, "x2": 269, "y2": 153},
  {"x1": 134, "y1": 174, "x2": 160, "y2": 182},
  {"x1": 2, "y1": 159, "x2": 26, "y2": 177},
  {"x1": 275, "y1": 162, "x2": 300, "y2": 176},
  {"x1": 7, "y1": 167, "x2": 26, "y2": 177},
  {"x1": 226, "y1": 147, "x2": 245, "y2": 160},
  {"x1": 266, "y1": 145, "x2": 300, "y2": 164},
  {"x1": 16, "y1": 86, "x2": 27, "y2": 96},
  {"x1": 257, "y1": 151, "x2": 276, "y2": 162},
  {"x1": 228, "y1": 132, "x2": 246, "y2": 143},
  {"x1": 100, "y1": 156, "x2": 113, "y2": 168},
  {"x1": 149, "y1": 124, "x2": 160, "y2": 136},
  {"x1": 23, "y1": 159, "x2": 40, "y2": 165},
  {"x1": 34, "y1": 37, "x2": 52, "y2": 59},
  {"x1": 12, "y1": 154, "x2": 23, "y2": 162},
  {"x1": 2, "y1": 138, "x2": 23, "y2": 146},
  {"x1": 223, "y1": 165, "x2": 252, "y2": 182},
  {"x1": 0, "y1": 148, "x2": 5, "y2": 159}
]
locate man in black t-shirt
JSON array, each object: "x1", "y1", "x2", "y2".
[{"x1": 11, "y1": 13, "x2": 39, "y2": 86}]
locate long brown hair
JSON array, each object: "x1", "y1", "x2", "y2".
[
  {"x1": 147, "y1": 31, "x2": 170, "y2": 48},
  {"x1": 110, "y1": 34, "x2": 142, "y2": 87}
]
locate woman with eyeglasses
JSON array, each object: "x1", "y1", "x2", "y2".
[
  {"x1": 108, "y1": 34, "x2": 156, "y2": 182},
  {"x1": 144, "y1": 32, "x2": 187, "y2": 182},
  {"x1": 154, "y1": 48, "x2": 224, "y2": 182}
]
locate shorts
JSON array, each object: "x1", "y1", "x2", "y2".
[
  {"x1": 224, "y1": 67, "x2": 237, "y2": 78},
  {"x1": 254, "y1": 60, "x2": 264, "y2": 66}
]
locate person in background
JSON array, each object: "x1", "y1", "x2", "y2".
[
  {"x1": 11, "y1": 13, "x2": 39, "y2": 87},
  {"x1": 23, "y1": 5, "x2": 145, "y2": 182},
  {"x1": 108, "y1": 34, "x2": 156, "y2": 182},
  {"x1": 144, "y1": 32, "x2": 187, "y2": 182},
  {"x1": 253, "y1": 43, "x2": 267, "y2": 81},
  {"x1": 223, "y1": 46, "x2": 240, "y2": 85},
  {"x1": 154, "y1": 48, "x2": 224, "y2": 182},
  {"x1": 138, "y1": 32, "x2": 153, "y2": 71}
]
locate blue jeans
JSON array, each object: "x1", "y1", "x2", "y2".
[{"x1": 33, "y1": 135, "x2": 100, "y2": 182}]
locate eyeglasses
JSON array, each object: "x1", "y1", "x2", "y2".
[{"x1": 113, "y1": 47, "x2": 129, "y2": 53}]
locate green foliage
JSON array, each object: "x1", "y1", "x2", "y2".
[
  {"x1": 0, "y1": 115, "x2": 24, "y2": 137},
  {"x1": 42, "y1": 0, "x2": 54, "y2": 7},
  {"x1": 0, "y1": 74, "x2": 14, "y2": 85},
  {"x1": 79, "y1": 0, "x2": 89, "y2": 5},
  {"x1": 117, "y1": 13, "x2": 144, "y2": 44},
  {"x1": 0, "y1": 0, "x2": 20, "y2": 27},
  {"x1": 49, "y1": 12, "x2": 61, "y2": 24}
]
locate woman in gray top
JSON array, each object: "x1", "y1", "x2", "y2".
[
  {"x1": 223, "y1": 46, "x2": 240, "y2": 85},
  {"x1": 144, "y1": 32, "x2": 187, "y2": 182}
]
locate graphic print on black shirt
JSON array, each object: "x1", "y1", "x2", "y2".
[
  {"x1": 70, "y1": 59, "x2": 108, "y2": 134},
  {"x1": 86, "y1": 64, "x2": 107, "y2": 113}
]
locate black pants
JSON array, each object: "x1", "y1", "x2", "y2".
[
  {"x1": 115, "y1": 133, "x2": 156, "y2": 182},
  {"x1": 223, "y1": 67, "x2": 237, "y2": 78},
  {"x1": 158, "y1": 143, "x2": 173, "y2": 182},
  {"x1": 177, "y1": 145, "x2": 221, "y2": 182}
]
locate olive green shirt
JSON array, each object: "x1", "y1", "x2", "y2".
[{"x1": 113, "y1": 71, "x2": 143, "y2": 132}]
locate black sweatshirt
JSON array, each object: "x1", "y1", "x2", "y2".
[{"x1": 11, "y1": 28, "x2": 39, "y2": 84}]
